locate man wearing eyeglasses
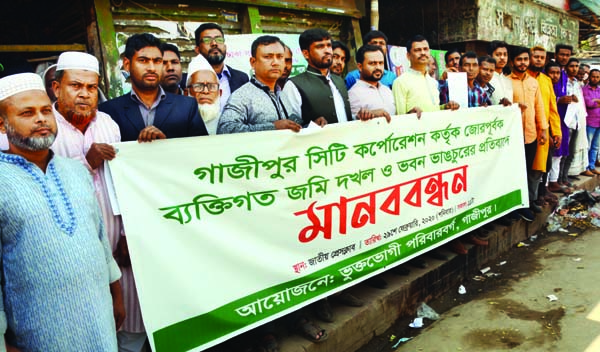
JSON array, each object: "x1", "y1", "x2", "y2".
[
  {"x1": 186, "y1": 56, "x2": 222, "y2": 134},
  {"x1": 194, "y1": 23, "x2": 249, "y2": 112}
]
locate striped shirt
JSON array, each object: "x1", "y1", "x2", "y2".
[{"x1": 51, "y1": 105, "x2": 145, "y2": 333}]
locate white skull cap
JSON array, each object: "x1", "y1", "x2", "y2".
[
  {"x1": 0, "y1": 73, "x2": 46, "y2": 102},
  {"x1": 186, "y1": 55, "x2": 216, "y2": 86},
  {"x1": 56, "y1": 51, "x2": 100, "y2": 75}
]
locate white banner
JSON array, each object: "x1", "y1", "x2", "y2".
[{"x1": 108, "y1": 106, "x2": 527, "y2": 352}]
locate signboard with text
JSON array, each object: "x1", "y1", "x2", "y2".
[{"x1": 108, "y1": 106, "x2": 527, "y2": 352}]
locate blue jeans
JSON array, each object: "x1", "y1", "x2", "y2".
[{"x1": 587, "y1": 126, "x2": 600, "y2": 170}]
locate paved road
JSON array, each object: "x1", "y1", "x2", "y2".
[{"x1": 358, "y1": 228, "x2": 600, "y2": 352}]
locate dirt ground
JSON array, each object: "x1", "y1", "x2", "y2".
[{"x1": 357, "y1": 225, "x2": 600, "y2": 352}]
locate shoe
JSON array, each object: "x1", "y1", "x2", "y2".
[
  {"x1": 450, "y1": 240, "x2": 467, "y2": 255},
  {"x1": 335, "y1": 291, "x2": 364, "y2": 307},
  {"x1": 568, "y1": 175, "x2": 581, "y2": 181},
  {"x1": 547, "y1": 182, "x2": 563, "y2": 193},
  {"x1": 366, "y1": 276, "x2": 388, "y2": 289},
  {"x1": 592, "y1": 169, "x2": 600, "y2": 175},
  {"x1": 517, "y1": 208, "x2": 535, "y2": 222},
  {"x1": 314, "y1": 299, "x2": 334, "y2": 322},
  {"x1": 409, "y1": 258, "x2": 428, "y2": 269},
  {"x1": 508, "y1": 211, "x2": 521, "y2": 221},
  {"x1": 530, "y1": 202, "x2": 542, "y2": 213},
  {"x1": 596, "y1": 160, "x2": 600, "y2": 167},
  {"x1": 466, "y1": 235, "x2": 489, "y2": 246},
  {"x1": 581, "y1": 170, "x2": 595, "y2": 177},
  {"x1": 428, "y1": 250, "x2": 449, "y2": 261},
  {"x1": 391, "y1": 266, "x2": 410, "y2": 276}
]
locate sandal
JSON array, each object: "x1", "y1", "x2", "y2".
[
  {"x1": 259, "y1": 334, "x2": 279, "y2": 352},
  {"x1": 296, "y1": 318, "x2": 329, "y2": 343}
]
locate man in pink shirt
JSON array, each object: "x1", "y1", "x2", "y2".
[
  {"x1": 51, "y1": 51, "x2": 146, "y2": 352},
  {"x1": 583, "y1": 69, "x2": 600, "y2": 175}
]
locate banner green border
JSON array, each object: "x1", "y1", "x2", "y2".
[{"x1": 153, "y1": 190, "x2": 522, "y2": 351}]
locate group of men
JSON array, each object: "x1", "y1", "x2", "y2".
[{"x1": 0, "y1": 20, "x2": 598, "y2": 352}]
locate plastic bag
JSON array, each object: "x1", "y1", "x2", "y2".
[
  {"x1": 416, "y1": 302, "x2": 440, "y2": 320},
  {"x1": 546, "y1": 214, "x2": 562, "y2": 232}
]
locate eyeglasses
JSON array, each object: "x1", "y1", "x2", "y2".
[
  {"x1": 201, "y1": 36, "x2": 225, "y2": 44},
  {"x1": 188, "y1": 83, "x2": 219, "y2": 92}
]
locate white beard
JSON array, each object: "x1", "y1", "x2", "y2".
[{"x1": 198, "y1": 99, "x2": 220, "y2": 123}]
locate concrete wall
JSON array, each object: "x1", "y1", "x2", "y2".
[
  {"x1": 477, "y1": 0, "x2": 578, "y2": 51},
  {"x1": 435, "y1": 0, "x2": 578, "y2": 51}
]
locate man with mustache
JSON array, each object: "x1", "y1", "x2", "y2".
[
  {"x1": 441, "y1": 51, "x2": 491, "y2": 107},
  {"x1": 51, "y1": 51, "x2": 141, "y2": 351},
  {"x1": 331, "y1": 40, "x2": 350, "y2": 77},
  {"x1": 217, "y1": 35, "x2": 302, "y2": 134},
  {"x1": 99, "y1": 33, "x2": 208, "y2": 351},
  {"x1": 281, "y1": 28, "x2": 352, "y2": 127},
  {"x1": 509, "y1": 46, "x2": 548, "y2": 221},
  {"x1": 160, "y1": 43, "x2": 183, "y2": 94},
  {"x1": 194, "y1": 23, "x2": 249, "y2": 112},
  {"x1": 392, "y1": 35, "x2": 459, "y2": 117},
  {"x1": 0, "y1": 72, "x2": 121, "y2": 351},
  {"x1": 100, "y1": 33, "x2": 207, "y2": 142},
  {"x1": 476, "y1": 56, "x2": 496, "y2": 99}
]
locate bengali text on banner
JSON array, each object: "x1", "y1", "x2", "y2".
[{"x1": 107, "y1": 105, "x2": 527, "y2": 352}]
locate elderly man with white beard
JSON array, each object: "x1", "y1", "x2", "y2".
[{"x1": 186, "y1": 56, "x2": 222, "y2": 135}]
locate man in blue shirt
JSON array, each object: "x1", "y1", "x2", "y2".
[
  {"x1": 345, "y1": 30, "x2": 397, "y2": 89},
  {"x1": 0, "y1": 72, "x2": 122, "y2": 351}
]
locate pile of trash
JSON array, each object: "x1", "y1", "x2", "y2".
[{"x1": 547, "y1": 187, "x2": 600, "y2": 232}]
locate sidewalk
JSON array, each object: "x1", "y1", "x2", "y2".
[{"x1": 279, "y1": 175, "x2": 600, "y2": 352}]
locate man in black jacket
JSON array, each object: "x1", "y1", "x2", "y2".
[
  {"x1": 100, "y1": 33, "x2": 207, "y2": 142},
  {"x1": 194, "y1": 23, "x2": 249, "y2": 112}
]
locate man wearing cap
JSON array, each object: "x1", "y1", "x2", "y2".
[
  {"x1": 99, "y1": 33, "x2": 208, "y2": 142},
  {"x1": 186, "y1": 56, "x2": 221, "y2": 135},
  {"x1": 0, "y1": 72, "x2": 121, "y2": 350},
  {"x1": 51, "y1": 51, "x2": 137, "y2": 347}
]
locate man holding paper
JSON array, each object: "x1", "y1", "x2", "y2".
[{"x1": 441, "y1": 52, "x2": 491, "y2": 108}]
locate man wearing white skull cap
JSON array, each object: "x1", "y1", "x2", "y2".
[
  {"x1": 51, "y1": 50, "x2": 128, "y2": 337},
  {"x1": 0, "y1": 72, "x2": 121, "y2": 351},
  {"x1": 186, "y1": 55, "x2": 222, "y2": 134}
]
